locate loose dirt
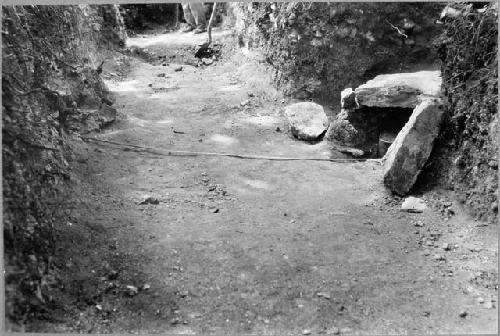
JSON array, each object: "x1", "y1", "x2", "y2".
[{"x1": 38, "y1": 29, "x2": 497, "y2": 335}]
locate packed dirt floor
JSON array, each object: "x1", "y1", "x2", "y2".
[{"x1": 40, "y1": 29, "x2": 497, "y2": 334}]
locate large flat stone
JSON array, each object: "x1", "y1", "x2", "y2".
[
  {"x1": 355, "y1": 71, "x2": 442, "y2": 108},
  {"x1": 284, "y1": 102, "x2": 328, "y2": 141},
  {"x1": 383, "y1": 98, "x2": 444, "y2": 195}
]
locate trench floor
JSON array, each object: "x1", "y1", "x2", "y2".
[{"x1": 41, "y1": 29, "x2": 498, "y2": 334}]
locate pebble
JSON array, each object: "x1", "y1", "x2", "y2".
[
  {"x1": 442, "y1": 243, "x2": 452, "y2": 251},
  {"x1": 459, "y1": 310, "x2": 468, "y2": 318},
  {"x1": 302, "y1": 330, "x2": 311, "y2": 335},
  {"x1": 484, "y1": 301, "x2": 494, "y2": 309},
  {"x1": 317, "y1": 292, "x2": 331, "y2": 299},
  {"x1": 401, "y1": 196, "x2": 427, "y2": 213},
  {"x1": 414, "y1": 221, "x2": 424, "y2": 227},
  {"x1": 326, "y1": 327, "x2": 340, "y2": 335},
  {"x1": 202, "y1": 58, "x2": 214, "y2": 65},
  {"x1": 139, "y1": 196, "x2": 160, "y2": 205},
  {"x1": 126, "y1": 285, "x2": 138, "y2": 296},
  {"x1": 433, "y1": 254, "x2": 446, "y2": 261}
]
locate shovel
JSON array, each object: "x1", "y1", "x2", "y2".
[{"x1": 195, "y1": 2, "x2": 217, "y2": 58}]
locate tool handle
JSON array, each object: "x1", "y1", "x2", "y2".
[{"x1": 207, "y1": 2, "x2": 217, "y2": 44}]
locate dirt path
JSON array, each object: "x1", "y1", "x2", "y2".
[{"x1": 52, "y1": 30, "x2": 497, "y2": 334}]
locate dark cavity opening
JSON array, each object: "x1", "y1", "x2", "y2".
[{"x1": 355, "y1": 106, "x2": 414, "y2": 158}]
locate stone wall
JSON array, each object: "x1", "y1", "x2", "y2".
[
  {"x1": 422, "y1": 3, "x2": 498, "y2": 222},
  {"x1": 2, "y1": 5, "x2": 125, "y2": 325},
  {"x1": 229, "y1": 2, "x2": 443, "y2": 104}
]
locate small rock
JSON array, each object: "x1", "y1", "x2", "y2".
[
  {"x1": 477, "y1": 297, "x2": 485, "y2": 304},
  {"x1": 459, "y1": 310, "x2": 468, "y2": 318},
  {"x1": 95, "y1": 304, "x2": 103, "y2": 310},
  {"x1": 414, "y1": 220, "x2": 424, "y2": 227},
  {"x1": 317, "y1": 292, "x2": 331, "y2": 299},
  {"x1": 240, "y1": 99, "x2": 250, "y2": 106},
  {"x1": 157, "y1": 73, "x2": 166, "y2": 77},
  {"x1": 341, "y1": 88, "x2": 357, "y2": 109},
  {"x1": 484, "y1": 301, "x2": 495, "y2": 309},
  {"x1": 139, "y1": 196, "x2": 160, "y2": 205},
  {"x1": 107, "y1": 270, "x2": 119, "y2": 280},
  {"x1": 327, "y1": 327, "x2": 340, "y2": 335},
  {"x1": 179, "y1": 290, "x2": 189, "y2": 298},
  {"x1": 143, "y1": 284, "x2": 151, "y2": 290},
  {"x1": 433, "y1": 254, "x2": 446, "y2": 261},
  {"x1": 400, "y1": 196, "x2": 427, "y2": 213},
  {"x1": 302, "y1": 330, "x2": 312, "y2": 335},
  {"x1": 423, "y1": 311, "x2": 431, "y2": 317},
  {"x1": 174, "y1": 66, "x2": 183, "y2": 72},
  {"x1": 442, "y1": 243, "x2": 452, "y2": 251},
  {"x1": 188, "y1": 312, "x2": 202, "y2": 319},
  {"x1": 276, "y1": 126, "x2": 281, "y2": 132},
  {"x1": 148, "y1": 83, "x2": 153, "y2": 87},
  {"x1": 125, "y1": 285, "x2": 138, "y2": 297},
  {"x1": 202, "y1": 58, "x2": 213, "y2": 65}
]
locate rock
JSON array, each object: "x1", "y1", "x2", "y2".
[
  {"x1": 433, "y1": 254, "x2": 446, "y2": 261},
  {"x1": 125, "y1": 285, "x2": 138, "y2": 296},
  {"x1": 317, "y1": 292, "x2": 331, "y2": 299},
  {"x1": 401, "y1": 196, "x2": 427, "y2": 213},
  {"x1": 341, "y1": 88, "x2": 357, "y2": 109},
  {"x1": 302, "y1": 330, "x2": 312, "y2": 335},
  {"x1": 142, "y1": 284, "x2": 150, "y2": 290},
  {"x1": 326, "y1": 110, "x2": 360, "y2": 145},
  {"x1": 477, "y1": 297, "x2": 485, "y2": 304},
  {"x1": 174, "y1": 66, "x2": 183, "y2": 72},
  {"x1": 442, "y1": 243, "x2": 452, "y2": 251},
  {"x1": 240, "y1": 99, "x2": 250, "y2": 106},
  {"x1": 331, "y1": 143, "x2": 364, "y2": 157},
  {"x1": 355, "y1": 71, "x2": 442, "y2": 108},
  {"x1": 414, "y1": 220, "x2": 424, "y2": 227},
  {"x1": 383, "y1": 99, "x2": 444, "y2": 195},
  {"x1": 98, "y1": 104, "x2": 118, "y2": 125},
  {"x1": 484, "y1": 301, "x2": 495, "y2": 309},
  {"x1": 139, "y1": 196, "x2": 160, "y2": 205},
  {"x1": 157, "y1": 73, "x2": 166, "y2": 77},
  {"x1": 326, "y1": 327, "x2": 340, "y2": 335},
  {"x1": 202, "y1": 58, "x2": 214, "y2": 65},
  {"x1": 284, "y1": 102, "x2": 329, "y2": 141},
  {"x1": 107, "y1": 270, "x2": 119, "y2": 280},
  {"x1": 459, "y1": 310, "x2": 468, "y2": 318}
]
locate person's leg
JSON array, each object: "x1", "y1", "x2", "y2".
[
  {"x1": 181, "y1": 3, "x2": 196, "y2": 32},
  {"x1": 189, "y1": 2, "x2": 207, "y2": 33}
]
